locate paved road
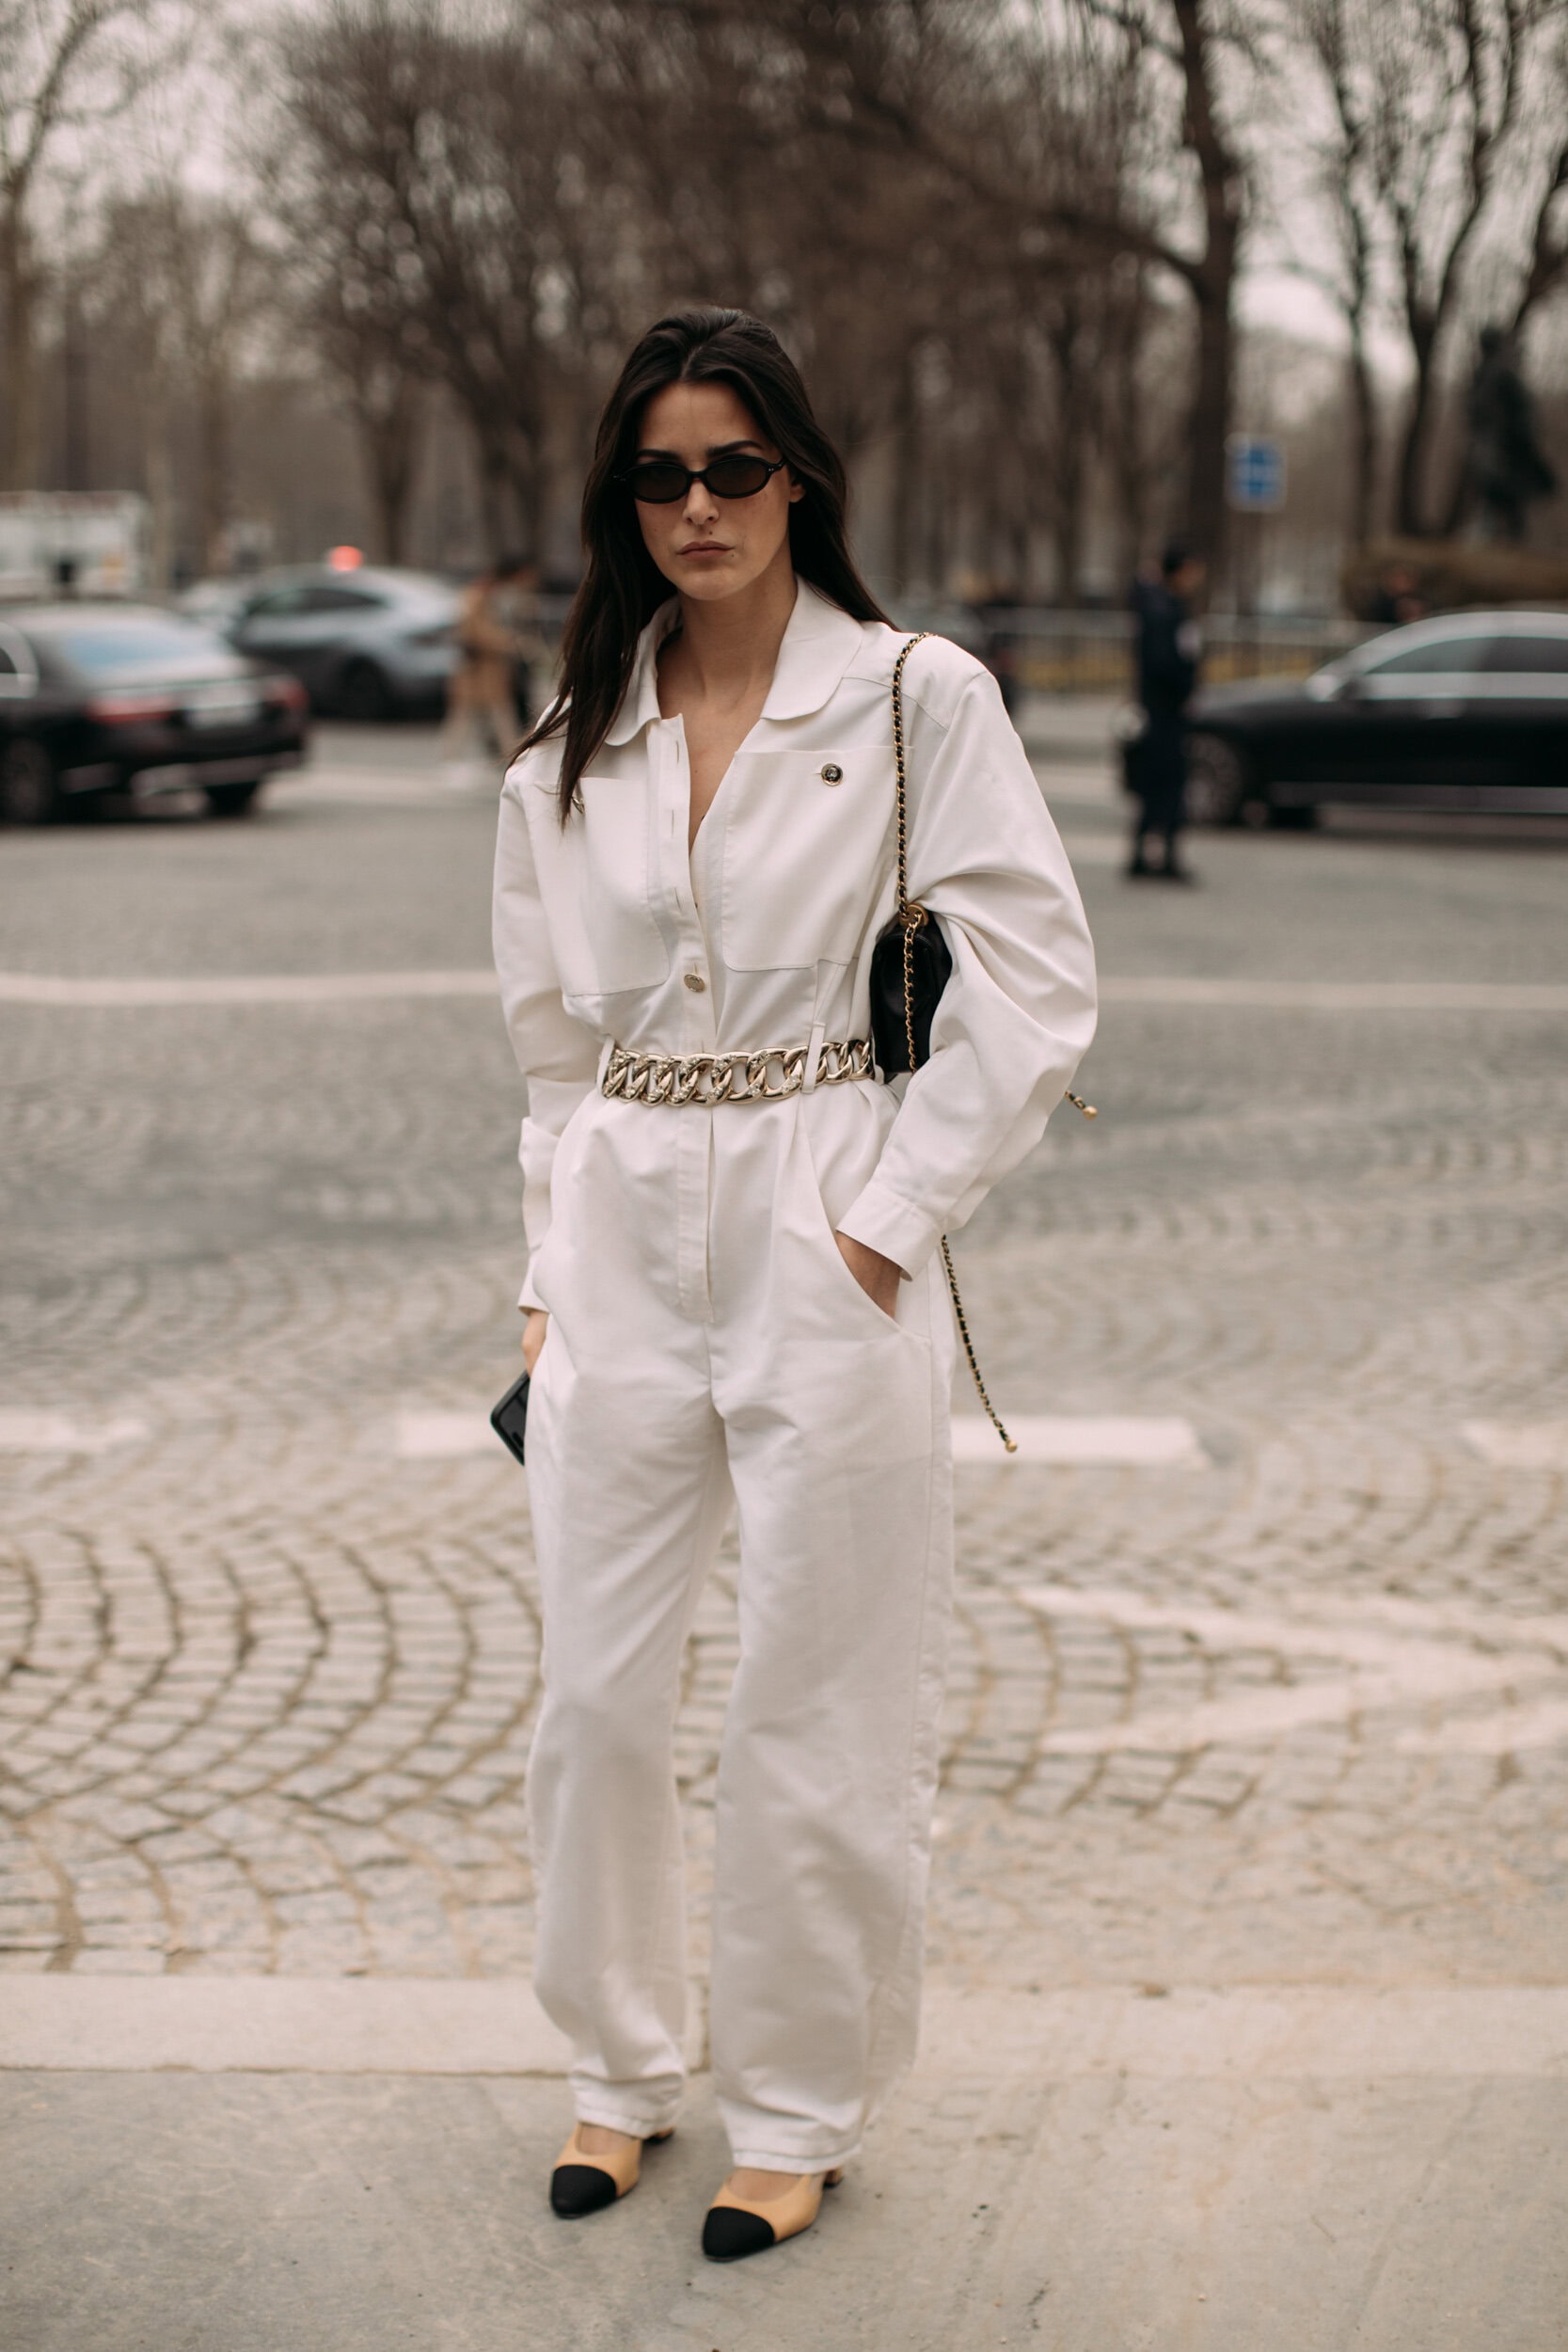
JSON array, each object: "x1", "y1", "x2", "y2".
[{"x1": 2, "y1": 722, "x2": 1566, "y2": 2347}]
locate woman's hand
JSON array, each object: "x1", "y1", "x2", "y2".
[
  {"x1": 834, "y1": 1232, "x2": 903, "y2": 1319},
  {"x1": 521, "y1": 1309, "x2": 549, "y2": 1374}
]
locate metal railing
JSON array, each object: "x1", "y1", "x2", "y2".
[{"x1": 971, "y1": 608, "x2": 1370, "y2": 694}]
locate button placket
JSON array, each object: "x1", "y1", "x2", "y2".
[{"x1": 655, "y1": 720, "x2": 713, "y2": 1320}]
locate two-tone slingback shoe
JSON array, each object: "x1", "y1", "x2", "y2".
[
  {"x1": 701, "y1": 2168, "x2": 843, "y2": 2262},
  {"x1": 548, "y1": 2124, "x2": 673, "y2": 2217}
]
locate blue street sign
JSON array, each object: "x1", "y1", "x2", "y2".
[{"x1": 1226, "y1": 435, "x2": 1286, "y2": 512}]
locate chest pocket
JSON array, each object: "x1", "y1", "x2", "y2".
[
  {"x1": 542, "y1": 773, "x2": 672, "y2": 997},
  {"x1": 721, "y1": 748, "x2": 895, "y2": 972}
]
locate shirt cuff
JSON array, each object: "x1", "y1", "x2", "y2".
[
  {"x1": 518, "y1": 1263, "x2": 547, "y2": 1312},
  {"x1": 834, "y1": 1178, "x2": 941, "y2": 1279}
]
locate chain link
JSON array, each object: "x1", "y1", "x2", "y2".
[{"x1": 602, "y1": 1037, "x2": 873, "y2": 1105}]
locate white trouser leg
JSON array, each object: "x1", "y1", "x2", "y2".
[
  {"x1": 706, "y1": 1110, "x2": 955, "y2": 2172},
  {"x1": 526, "y1": 1089, "x2": 955, "y2": 2166},
  {"x1": 526, "y1": 1308, "x2": 731, "y2": 2137}
]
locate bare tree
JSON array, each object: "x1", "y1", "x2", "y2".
[
  {"x1": 0, "y1": 0, "x2": 180, "y2": 489},
  {"x1": 669, "y1": 0, "x2": 1255, "y2": 570},
  {"x1": 277, "y1": 0, "x2": 636, "y2": 560},
  {"x1": 1278, "y1": 0, "x2": 1385, "y2": 545},
  {"x1": 1360, "y1": 0, "x2": 1567, "y2": 534}
]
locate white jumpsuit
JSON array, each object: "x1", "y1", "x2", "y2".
[{"x1": 492, "y1": 581, "x2": 1096, "y2": 2173}]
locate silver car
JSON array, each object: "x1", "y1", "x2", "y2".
[{"x1": 221, "y1": 566, "x2": 460, "y2": 721}]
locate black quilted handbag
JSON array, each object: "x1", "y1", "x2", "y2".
[{"x1": 869, "y1": 641, "x2": 951, "y2": 1075}]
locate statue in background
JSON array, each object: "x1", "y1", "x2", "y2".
[{"x1": 1465, "y1": 326, "x2": 1559, "y2": 543}]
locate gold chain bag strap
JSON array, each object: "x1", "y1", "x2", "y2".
[{"x1": 885, "y1": 632, "x2": 1096, "y2": 1456}]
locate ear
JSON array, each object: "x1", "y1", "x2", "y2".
[{"x1": 786, "y1": 472, "x2": 805, "y2": 504}]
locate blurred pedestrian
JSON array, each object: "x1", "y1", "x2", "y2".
[
  {"x1": 440, "y1": 553, "x2": 531, "y2": 785},
  {"x1": 1368, "y1": 564, "x2": 1427, "y2": 628},
  {"x1": 1127, "y1": 544, "x2": 1205, "y2": 882},
  {"x1": 493, "y1": 307, "x2": 1096, "y2": 2262}
]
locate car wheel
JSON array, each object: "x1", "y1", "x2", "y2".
[
  {"x1": 336, "y1": 658, "x2": 391, "y2": 723},
  {"x1": 0, "y1": 738, "x2": 57, "y2": 826},
  {"x1": 1266, "y1": 801, "x2": 1320, "y2": 831},
  {"x1": 204, "y1": 779, "x2": 262, "y2": 818},
  {"x1": 1185, "y1": 733, "x2": 1252, "y2": 826}
]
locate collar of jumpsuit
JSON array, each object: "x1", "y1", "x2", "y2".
[{"x1": 602, "y1": 576, "x2": 866, "y2": 746}]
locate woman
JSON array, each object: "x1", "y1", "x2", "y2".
[{"x1": 493, "y1": 308, "x2": 1096, "y2": 2261}]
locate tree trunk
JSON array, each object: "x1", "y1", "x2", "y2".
[
  {"x1": 889, "y1": 350, "x2": 918, "y2": 596},
  {"x1": 198, "y1": 362, "x2": 232, "y2": 575},
  {"x1": 1393, "y1": 315, "x2": 1439, "y2": 537},
  {"x1": 1170, "y1": 0, "x2": 1243, "y2": 580},
  {"x1": 0, "y1": 207, "x2": 40, "y2": 492},
  {"x1": 1182, "y1": 230, "x2": 1236, "y2": 578},
  {"x1": 471, "y1": 429, "x2": 514, "y2": 561},
  {"x1": 358, "y1": 382, "x2": 421, "y2": 565},
  {"x1": 1346, "y1": 325, "x2": 1378, "y2": 546},
  {"x1": 1046, "y1": 303, "x2": 1085, "y2": 606},
  {"x1": 145, "y1": 406, "x2": 175, "y2": 595},
  {"x1": 1101, "y1": 264, "x2": 1151, "y2": 584}
]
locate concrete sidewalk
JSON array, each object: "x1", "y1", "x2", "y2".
[{"x1": 4, "y1": 1981, "x2": 1565, "y2": 2352}]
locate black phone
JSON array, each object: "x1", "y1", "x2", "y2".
[{"x1": 490, "y1": 1368, "x2": 531, "y2": 1467}]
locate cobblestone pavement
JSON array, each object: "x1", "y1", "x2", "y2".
[{"x1": 2, "y1": 727, "x2": 1565, "y2": 2000}]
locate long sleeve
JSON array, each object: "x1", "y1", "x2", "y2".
[
  {"x1": 835, "y1": 664, "x2": 1097, "y2": 1279},
  {"x1": 492, "y1": 768, "x2": 601, "y2": 1309}
]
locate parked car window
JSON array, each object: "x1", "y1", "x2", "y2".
[
  {"x1": 1483, "y1": 636, "x2": 1568, "y2": 675},
  {"x1": 300, "y1": 584, "x2": 385, "y2": 613},
  {"x1": 0, "y1": 629, "x2": 34, "y2": 691},
  {"x1": 38, "y1": 620, "x2": 222, "y2": 675},
  {"x1": 242, "y1": 585, "x2": 314, "y2": 619},
  {"x1": 1365, "y1": 635, "x2": 1493, "y2": 676}
]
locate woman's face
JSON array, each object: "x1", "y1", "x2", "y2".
[{"x1": 631, "y1": 379, "x2": 802, "y2": 604}]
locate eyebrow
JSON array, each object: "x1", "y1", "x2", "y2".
[{"x1": 634, "y1": 438, "x2": 768, "y2": 458}]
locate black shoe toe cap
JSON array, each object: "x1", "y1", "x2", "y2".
[
  {"x1": 550, "y1": 2162, "x2": 618, "y2": 2217},
  {"x1": 703, "y1": 2205, "x2": 778, "y2": 2261}
]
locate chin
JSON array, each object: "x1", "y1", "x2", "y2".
[{"x1": 674, "y1": 563, "x2": 750, "y2": 598}]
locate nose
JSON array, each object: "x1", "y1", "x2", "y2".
[{"x1": 683, "y1": 477, "x2": 719, "y2": 528}]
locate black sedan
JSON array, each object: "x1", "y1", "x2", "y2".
[
  {"x1": 0, "y1": 603, "x2": 309, "y2": 824},
  {"x1": 1183, "y1": 609, "x2": 1568, "y2": 826}
]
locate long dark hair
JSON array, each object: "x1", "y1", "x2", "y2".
[{"x1": 524, "y1": 307, "x2": 890, "y2": 822}]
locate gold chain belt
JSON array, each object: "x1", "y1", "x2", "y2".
[{"x1": 601, "y1": 1037, "x2": 873, "y2": 1105}]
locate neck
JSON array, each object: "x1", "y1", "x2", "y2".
[{"x1": 673, "y1": 551, "x2": 798, "y2": 699}]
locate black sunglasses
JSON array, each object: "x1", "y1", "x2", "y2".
[{"x1": 620, "y1": 453, "x2": 787, "y2": 504}]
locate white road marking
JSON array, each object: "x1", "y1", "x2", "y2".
[
  {"x1": 1100, "y1": 976, "x2": 1568, "y2": 1012},
  {"x1": 952, "y1": 1415, "x2": 1206, "y2": 1465},
  {"x1": 1396, "y1": 1700, "x2": 1568, "y2": 1755},
  {"x1": 396, "y1": 1410, "x2": 502, "y2": 1458},
  {"x1": 391, "y1": 1411, "x2": 1207, "y2": 1467},
  {"x1": 0, "y1": 969, "x2": 499, "y2": 1008},
  {"x1": 1465, "y1": 1421, "x2": 1568, "y2": 1469},
  {"x1": 5, "y1": 971, "x2": 1565, "y2": 1011},
  {"x1": 0, "y1": 1412, "x2": 149, "y2": 1454},
  {"x1": 1019, "y1": 1581, "x2": 1568, "y2": 1653},
  {"x1": 1018, "y1": 1580, "x2": 1568, "y2": 1756}
]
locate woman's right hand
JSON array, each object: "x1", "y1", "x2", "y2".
[{"x1": 521, "y1": 1310, "x2": 549, "y2": 1375}]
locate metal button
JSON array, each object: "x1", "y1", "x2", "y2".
[
  {"x1": 684, "y1": 971, "x2": 706, "y2": 993},
  {"x1": 820, "y1": 762, "x2": 844, "y2": 785}
]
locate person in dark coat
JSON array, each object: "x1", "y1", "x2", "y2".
[{"x1": 1128, "y1": 544, "x2": 1205, "y2": 881}]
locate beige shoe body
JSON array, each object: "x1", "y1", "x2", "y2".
[
  {"x1": 549, "y1": 2124, "x2": 672, "y2": 2217},
  {"x1": 702, "y1": 2167, "x2": 843, "y2": 2260}
]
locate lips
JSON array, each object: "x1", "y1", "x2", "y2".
[{"x1": 679, "y1": 542, "x2": 729, "y2": 555}]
